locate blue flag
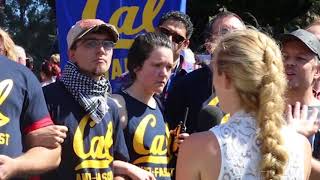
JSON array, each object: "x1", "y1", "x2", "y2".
[{"x1": 56, "y1": 0, "x2": 186, "y2": 84}]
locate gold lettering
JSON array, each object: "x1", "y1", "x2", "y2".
[
  {"x1": 142, "y1": 0, "x2": 165, "y2": 31},
  {"x1": 89, "y1": 136, "x2": 105, "y2": 159},
  {"x1": 76, "y1": 172, "x2": 113, "y2": 180},
  {"x1": 133, "y1": 114, "x2": 156, "y2": 155},
  {"x1": 0, "y1": 113, "x2": 9, "y2": 128},
  {"x1": 82, "y1": 173, "x2": 91, "y2": 180},
  {"x1": 124, "y1": 58, "x2": 128, "y2": 71},
  {"x1": 165, "y1": 123, "x2": 172, "y2": 155},
  {"x1": 154, "y1": 167, "x2": 159, "y2": 177},
  {"x1": 0, "y1": 133, "x2": 10, "y2": 145},
  {"x1": 102, "y1": 172, "x2": 113, "y2": 180},
  {"x1": 111, "y1": 59, "x2": 123, "y2": 80},
  {"x1": 94, "y1": 173, "x2": 101, "y2": 180},
  {"x1": 110, "y1": 6, "x2": 140, "y2": 34},
  {"x1": 159, "y1": 167, "x2": 165, "y2": 177},
  {"x1": 0, "y1": 79, "x2": 13, "y2": 105},
  {"x1": 150, "y1": 135, "x2": 166, "y2": 155},
  {"x1": 73, "y1": 115, "x2": 91, "y2": 159},
  {"x1": 81, "y1": 0, "x2": 165, "y2": 50},
  {"x1": 132, "y1": 115, "x2": 172, "y2": 164},
  {"x1": 73, "y1": 115, "x2": 114, "y2": 170},
  {"x1": 114, "y1": 39, "x2": 134, "y2": 50},
  {"x1": 110, "y1": 0, "x2": 165, "y2": 49},
  {"x1": 138, "y1": 166, "x2": 174, "y2": 177},
  {"x1": 82, "y1": 0, "x2": 99, "y2": 19},
  {"x1": 110, "y1": 0, "x2": 164, "y2": 34},
  {"x1": 0, "y1": 79, "x2": 13, "y2": 128}
]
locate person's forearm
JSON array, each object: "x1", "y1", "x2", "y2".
[
  {"x1": 113, "y1": 160, "x2": 155, "y2": 180},
  {"x1": 113, "y1": 160, "x2": 132, "y2": 177},
  {"x1": 310, "y1": 157, "x2": 320, "y2": 180},
  {"x1": 15, "y1": 146, "x2": 61, "y2": 176},
  {"x1": 114, "y1": 176, "x2": 129, "y2": 180}
]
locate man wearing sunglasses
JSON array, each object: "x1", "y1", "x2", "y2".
[
  {"x1": 156, "y1": 11, "x2": 194, "y2": 103},
  {"x1": 164, "y1": 11, "x2": 246, "y2": 134}
]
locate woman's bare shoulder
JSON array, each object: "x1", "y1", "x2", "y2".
[
  {"x1": 179, "y1": 131, "x2": 221, "y2": 162},
  {"x1": 177, "y1": 131, "x2": 221, "y2": 180}
]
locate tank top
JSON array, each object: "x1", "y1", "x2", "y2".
[{"x1": 210, "y1": 111, "x2": 304, "y2": 180}]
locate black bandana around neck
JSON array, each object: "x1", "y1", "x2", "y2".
[{"x1": 60, "y1": 61, "x2": 110, "y2": 123}]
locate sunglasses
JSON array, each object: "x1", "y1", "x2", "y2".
[
  {"x1": 158, "y1": 27, "x2": 186, "y2": 44},
  {"x1": 80, "y1": 39, "x2": 115, "y2": 50}
]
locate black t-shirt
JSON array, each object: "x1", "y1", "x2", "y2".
[
  {"x1": 164, "y1": 65, "x2": 214, "y2": 133},
  {"x1": 120, "y1": 91, "x2": 175, "y2": 180},
  {"x1": 0, "y1": 57, "x2": 53, "y2": 157},
  {"x1": 0, "y1": 57, "x2": 53, "y2": 180},
  {"x1": 42, "y1": 81, "x2": 129, "y2": 180}
]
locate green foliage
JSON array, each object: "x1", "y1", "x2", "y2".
[
  {"x1": 187, "y1": 0, "x2": 320, "y2": 51},
  {"x1": 284, "y1": 0, "x2": 320, "y2": 31},
  {"x1": 0, "y1": 0, "x2": 56, "y2": 74},
  {"x1": 1, "y1": 0, "x2": 320, "y2": 67}
]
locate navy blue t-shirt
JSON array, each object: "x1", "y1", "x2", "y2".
[
  {"x1": 0, "y1": 57, "x2": 52, "y2": 157},
  {"x1": 42, "y1": 81, "x2": 129, "y2": 180},
  {"x1": 120, "y1": 91, "x2": 175, "y2": 180}
]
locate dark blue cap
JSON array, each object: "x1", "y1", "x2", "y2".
[{"x1": 281, "y1": 29, "x2": 320, "y2": 59}]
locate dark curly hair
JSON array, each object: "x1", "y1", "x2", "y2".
[{"x1": 159, "y1": 11, "x2": 193, "y2": 39}]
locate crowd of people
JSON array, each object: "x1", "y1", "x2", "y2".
[{"x1": 1, "y1": 8, "x2": 320, "y2": 180}]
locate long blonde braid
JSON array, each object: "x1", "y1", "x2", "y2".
[{"x1": 214, "y1": 28, "x2": 288, "y2": 179}]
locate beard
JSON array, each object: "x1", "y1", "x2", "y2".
[
  {"x1": 287, "y1": 78, "x2": 313, "y2": 94},
  {"x1": 76, "y1": 63, "x2": 108, "y2": 80},
  {"x1": 287, "y1": 80, "x2": 300, "y2": 90},
  {"x1": 93, "y1": 64, "x2": 108, "y2": 76}
]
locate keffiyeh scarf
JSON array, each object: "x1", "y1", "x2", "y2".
[{"x1": 60, "y1": 61, "x2": 110, "y2": 123}]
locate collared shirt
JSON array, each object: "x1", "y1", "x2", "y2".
[{"x1": 162, "y1": 56, "x2": 187, "y2": 102}]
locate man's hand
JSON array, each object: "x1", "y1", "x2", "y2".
[
  {"x1": 171, "y1": 129, "x2": 190, "y2": 154},
  {"x1": 176, "y1": 133, "x2": 190, "y2": 145},
  {"x1": 113, "y1": 160, "x2": 155, "y2": 180},
  {"x1": 126, "y1": 165, "x2": 155, "y2": 180},
  {"x1": 0, "y1": 155, "x2": 17, "y2": 180},
  {"x1": 26, "y1": 125, "x2": 68, "y2": 149},
  {"x1": 286, "y1": 102, "x2": 320, "y2": 137}
]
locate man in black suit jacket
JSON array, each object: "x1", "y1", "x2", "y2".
[{"x1": 164, "y1": 11, "x2": 246, "y2": 133}]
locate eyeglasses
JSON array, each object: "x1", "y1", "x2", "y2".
[
  {"x1": 80, "y1": 39, "x2": 115, "y2": 50},
  {"x1": 212, "y1": 26, "x2": 238, "y2": 36},
  {"x1": 158, "y1": 27, "x2": 186, "y2": 44}
]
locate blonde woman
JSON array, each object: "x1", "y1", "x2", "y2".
[
  {"x1": 176, "y1": 29, "x2": 311, "y2": 179},
  {"x1": 49, "y1": 53, "x2": 60, "y2": 66},
  {"x1": 0, "y1": 28, "x2": 17, "y2": 61}
]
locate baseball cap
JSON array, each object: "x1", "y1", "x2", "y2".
[
  {"x1": 281, "y1": 29, "x2": 320, "y2": 59},
  {"x1": 67, "y1": 19, "x2": 119, "y2": 49}
]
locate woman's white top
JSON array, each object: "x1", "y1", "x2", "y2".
[
  {"x1": 41, "y1": 76, "x2": 56, "y2": 87},
  {"x1": 210, "y1": 111, "x2": 304, "y2": 180}
]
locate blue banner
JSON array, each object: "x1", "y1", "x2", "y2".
[{"x1": 56, "y1": 0, "x2": 186, "y2": 82}]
